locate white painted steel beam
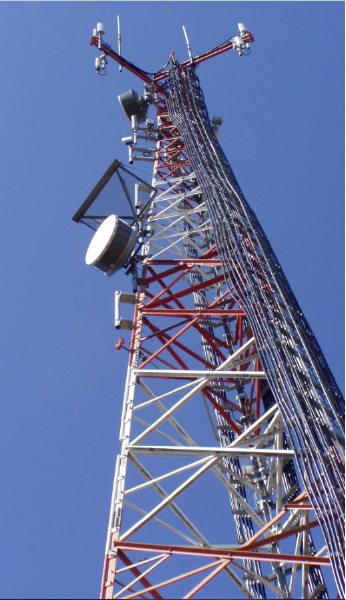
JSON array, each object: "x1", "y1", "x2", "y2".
[
  {"x1": 276, "y1": 431, "x2": 284, "y2": 515},
  {"x1": 151, "y1": 225, "x2": 212, "y2": 242},
  {"x1": 231, "y1": 405, "x2": 279, "y2": 447},
  {"x1": 136, "y1": 379, "x2": 266, "y2": 527},
  {"x1": 135, "y1": 369, "x2": 266, "y2": 379},
  {"x1": 231, "y1": 561, "x2": 284, "y2": 597},
  {"x1": 132, "y1": 415, "x2": 182, "y2": 446},
  {"x1": 152, "y1": 186, "x2": 202, "y2": 205},
  {"x1": 237, "y1": 427, "x2": 286, "y2": 448},
  {"x1": 120, "y1": 455, "x2": 222, "y2": 541},
  {"x1": 128, "y1": 445, "x2": 295, "y2": 459},
  {"x1": 150, "y1": 205, "x2": 207, "y2": 221},
  {"x1": 289, "y1": 531, "x2": 302, "y2": 596},
  {"x1": 148, "y1": 223, "x2": 211, "y2": 260},
  {"x1": 115, "y1": 553, "x2": 170, "y2": 575},
  {"x1": 130, "y1": 339, "x2": 256, "y2": 447},
  {"x1": 149, "y1": 241, "x2": 189, "y2": 259},
  {"x1": 124, "y1": 456, "x2": 211, "y2": 495},
  {"x1": 123, "y1": 471, "x2": 261, "y2": 594},
  {"x1": 127, "y1": 454, "x2": 211, "y2": 546},
  {"x1": 122, "y1": 499, "x2": 200, "y2": 546},
  {"x1": 251, "y1": 409, "x2": 283, "y2": 449},
  {"x1": 302, "y1": 511, "x2": 309, "y2": 599},
  {"x1": 315, "y1": 545, "x2": 327, "y2": 557},
  {"x1": 134, "y1": 379, "x2": 198, "y2": 411},
  {"x1": 113, "y1": 553, "x2": 169, "y2": 599}
]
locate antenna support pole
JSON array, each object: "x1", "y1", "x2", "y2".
[
  {"x1": 117, "y1": 15, "x2": 122, "y2": 72},
  {"x1": 182, "y1": 25, "x2": 193, "y2": 63}
]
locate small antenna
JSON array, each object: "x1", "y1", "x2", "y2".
[
  {"x1": 182, "y1": 25, "x2": 193, "y2": 63},
  {"x1": 117, "y1": 15, "x2": 122, "y2": 72}
]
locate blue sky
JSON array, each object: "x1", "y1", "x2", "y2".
[{"x1": 0, "y1": 2, "x2": 344, "y2": 598}]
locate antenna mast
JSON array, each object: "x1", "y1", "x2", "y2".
[
  {"x1": 117, "y1": 15, "x2": 122, "y2": 72},
  {"x1": 182, "y1": 25, "x2": 193, "y2": 63}
]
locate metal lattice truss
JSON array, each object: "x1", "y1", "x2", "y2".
[{"x1": 98, "y1": 73, "x2": 342, "y2": 598}]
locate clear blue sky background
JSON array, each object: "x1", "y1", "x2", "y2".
[{"x1": 0, "y1": 2, "x2": 344, "y2": 599}]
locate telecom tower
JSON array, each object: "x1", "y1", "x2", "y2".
[{"x1": 73, "y1": 21, "x2": 344, "y2": 600}]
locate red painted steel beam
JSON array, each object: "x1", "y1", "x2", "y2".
[
  {"x1": 155, "y1": 149, "x2": 188, "y2": 169},
  {"x1": 192, "y1": 322, "x2": 228, "y2": 358},
  {"x1": 143, "y1": 266, "x2": 233, "y2": 367},
  {"x1": 240, "y1": 491, "x2": 307, "y2": 549},
  {"x1": 90, "y1": 37, "x2": 163, "y2": 88},
  {"x1": 205, "y1": 386, "x2": 244, "y2": 413},
  {"x1": 146, "y1": 259, "x2": 220, "y2": 266},
  {"x1": 138, "y1": 290, "x2": 230, "y2": 369},
  {"x1": 100, "y1": 556, "x2": 109, "y2": 600},
  {"x1": 144, "y1": 318, "x2": 189, "y2": 370},
  {"x1": 145, "y1": 266, "x2": 196, "y2": 303},
  {"x1": 140, "y1": 345, "x2": 179, "y2": 370},
  {"x1": 123, "y1": 559, "x2": 229, "y2": 600},
  {"x1": 284, "y1": 503, "x2": 312, "y2": 510},
  {"x1": 159, "y1": 328, "x2": 221, "y2": 370},
  {"x1": 114, "y1": 542, "x2": 330, "y2": 567},
  {"x1": 116, "y1": 549, "x2": 163, "y2": 600},
  {"x1": 144, "y1": 271, "x2": 231, "y2": 363},
  {"x1": 144, "y1": 265, "x2": 187, "y2": 285},
  {"x1": 143, "y1": 309, "x2": 244, "y2": 316},
  {"x1": 246, "y1": 520, "x2": 319, "y2": 550},
  {"x1": 114, "y1": 580, "x2": 147, "y2": 599},
  {"x1": 146, "y1": 269, "x2": 200, "y2": 314},
  {"x1": 156, "y1": 164, "x2": 189, "y2": 182},
  {"x1": 141, "y1": 316, "x2": 193, "y2": 341},
  {"x1": 203, "y1": 388, "x2": 242, "y2": 435},
  {"x1": 144, "y1": 262, "x2": 218, "y2": 285},
  {"x1": 144, "y1": 246, "x2": 217, "y2": 287},
  {"x1": 143, "y1": 316, "x2": 221, "y2": 370},
  {"x1": 154, "y1": 32, "x2": 254, "y2": 81},
  {"x1": 145, "y1": 274, "x2": 225, "y2": 309},
  {"x1": 184, "y1": 559, "x2": 231, "y2": 599},
  {"x1": 145, "y1": 290, "x2": 179, "y2": 312}
]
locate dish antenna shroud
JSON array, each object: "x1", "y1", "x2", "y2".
[
  {"x1": 72, "y1": 159, "x2": 156, "y2": 276},
  {"x1": 85, "y1": 214, "x2": 137, "y2": 276},
  {"x1": 118, "y1": 89, "x2": 148, "y2": 124}
]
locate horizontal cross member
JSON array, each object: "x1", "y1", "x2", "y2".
[
  {"x1": 142, "y1": 309, "x2": 244, "y2": 316},
  {"x1": 135, "y1": 369, "x2": 266, "y2": 379},
  {"x1": 154, "y1": 32, "x2": 255, "y2": 81},
  {"x1": 114, "y1": 541, "x2": 329, "y2": 567},
  {"x1": 145, "y1": 259, "x2": 222, "y2": 266},
  {"x1": 128, "y1": 445, "x2": 295, "y2": 458}
]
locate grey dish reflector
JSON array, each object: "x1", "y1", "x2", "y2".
[
  {"x1": 85, "y1": 215, "x2": 137, "y2": 276},
  {"x1": 118, "y1": 89, "x2": 148, "y2": 123}
]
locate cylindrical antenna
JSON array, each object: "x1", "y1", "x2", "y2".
[
  {"x1": 114, "y1": 291, "x2": 121, "y2": 329},
  {"x1": 96, "y1": 22, "x2": 104, "y2": 49},
  {"x1": 131, "y1": 115, "x2": 138, "y2": 145},
  {"x1": 182, "y1": 25, "x2": 193, "y2": 63},
  {"x1": 117, "y1": 15, "x2": 122, "y2": 72}
]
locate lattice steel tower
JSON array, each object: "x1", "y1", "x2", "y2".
[{"x1": 73, "y1": 20, "x2": 344, "y2": 600}]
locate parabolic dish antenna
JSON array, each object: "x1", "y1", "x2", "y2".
[{"x1": 85, "y1": 214, "x2": 137, "y2": 276}]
